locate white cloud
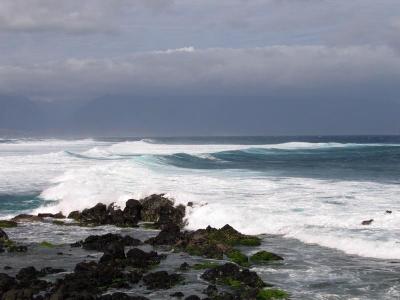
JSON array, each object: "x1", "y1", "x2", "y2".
[
  {"x1": 0, "y1": 45, "x2": 399, "y2": 101},
  {"x1": 0, "y1": 0, "x2": 164, "y2": 33}
]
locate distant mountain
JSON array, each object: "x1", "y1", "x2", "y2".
[
  {"x1": 0, "y1": 95, "x2": 46, "y2": 133},
  {"x1": 1, "y1": 93, "x2": 399, "y2": 137}
]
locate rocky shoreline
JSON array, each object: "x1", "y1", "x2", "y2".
[{"x1": 0, "y1": 195, "x2": 288, "y2": 300}]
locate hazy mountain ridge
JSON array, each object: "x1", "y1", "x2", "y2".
[{"x1": 1, "y1": 93, "x2": 400, "y2": 137}]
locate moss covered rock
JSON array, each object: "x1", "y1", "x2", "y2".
[
  {"x1": 226, "y1": 249, "x2": 249, "y2": 267},
  {"x1": 250, "y1": 251, "x2": 284, "y2": 263},
  {"x1": 0, "y1": 220, "x2": 17, "y2": 228},
  {"x1": 257, "y1": 288, "x2": 289, "y2": 299},
  {"x1": 176, "y1": 224, "x2": 261, "y2": 260}
]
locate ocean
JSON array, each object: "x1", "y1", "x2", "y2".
[{"x1": 1, "y1": 136, "x2": 400, "y2": 299}]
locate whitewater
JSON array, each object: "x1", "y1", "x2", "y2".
[{"x1": 1, "y1": 136, "x2": 400, "y2": 262}]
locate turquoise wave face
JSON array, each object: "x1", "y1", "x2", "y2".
[
  {"x1": 0, "y1": 193, "x2": 45, "y2": 216},
  {"x1": 147, "y1": 145, "x2": 400, "y2": 182}
]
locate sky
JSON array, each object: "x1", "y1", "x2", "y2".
[{"x1": 0, "y1": 0, "x2": 400, "y2": 136}]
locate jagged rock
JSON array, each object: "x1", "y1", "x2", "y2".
[
  {"x1": 157, "y1": 203, "x2": 186, "y2": 228},
  {"x1": 201, "y1": 263, "x2": 266, "y2": 289},
  {"x1": 11, "y1": 214, "x2": 43, "y2": 223},
  {"x1": 179, "y1": 262, "x2": 190, "y2": 271},
  {"x1": 72, "y1": 233, "x2": 140, "y2": 251},
  {"x1": 146, "y1": 224, "x2": 182, "y2": 246},
  {"x1": 140, "y1": 194, "x2": 174, "y2": 222},
  {"x1": 80, "y1": 203, "x2": 108, "y2": 225},
  {"x1": 0, "y1": 273, "x2": 16, "y2": 296},
  {"x1": 38, "y1": 212, "x2": 66, "y2": 219},
  {"x1": 0, "y1": 220, "x2": 17, "y2": 228},
  {"x1": 16, "y1": 266, "x2": 41, "y2": 281},
  {"x1": 68, "y1": 210, "x2": 81, "y2": 220},
  {"x1": 99, "y1": 241, "x2": 126, "y2": 263},
  {"x1": 171, "y1": 291, "x2": 185, "y2": 298},
  {"x1": 176, "y1": 224, "x2": 261, "y2": 259},
  {"x1": 126, "y1": 248, "x2": 165, "y2": 269},
  {"x1": 0, "y1": 229, "x2": 8, "y2": 240},
  {"x1": 140, "y1": 194, "x2": 185, "y2": 228},
  {"x1": 142, "y1": 271, "x2": 182, "y2": 290},
  {"x1": 0, "y1": 232, "x2": 27, "y2": 253},
  {"x1": 203, "y1": 285, "x2": 218, "y2": 297},
  {"x1": 361, "y1": 219, "x2": 373, "y2": 225},
  {"x1": 123, "y1": 199, "x2": 142, "y2": 225},
  {"x1": 250, "y1": 251, "x2": 283, "y2": 263},
  {"x1": 50, "y1": 260, "x2": 128, "y2": 298}
]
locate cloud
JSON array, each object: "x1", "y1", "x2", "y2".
[
  {"x1": 0, "y1": 45, "x2": 399, "y2": 102},
  {"x1": 0, "y1": 0, "x2": 173, "y2": 34}
]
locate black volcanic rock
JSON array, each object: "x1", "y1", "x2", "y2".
[
  {"x1": 123, "y1": 199, "x2": 142, "y2": 225},
  {"x1": 0, "y1": 229, "x2": 8, "y2": 241},
  {"x1": 99, "y1": 241, "x2": 126, "y2": 263},
  {"x1": 146, "y1": 223, "x2": 182, "y2": 246},
  {"x1": 72, "y1": 233, "x2": 140, "y2": 251},
  {"x1": 126, "y1": 248, "x2": 165, "y2": 269},
  {"x1": 80, "y1": 203, "x2": 108, "y2": 225},
  {"x1": 140, "y1": 194, "x2": 185, "y2": 228},
  {"x1": 201, "y1": 263, "x2": 266, "y2": 289},
  {"x1": 142, "y1": 271, "x2": 182, "y2": 290},
  {"x1": 0, "y1": 273, "x2": 16, "y2": 296}
]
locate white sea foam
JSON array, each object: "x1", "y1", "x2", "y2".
[{"x1": 2, "y1": 138, "x2": 400, "y2": 260}]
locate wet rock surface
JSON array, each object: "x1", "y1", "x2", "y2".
[
  {"x1": 0, "y1": 195, "x2": 287, "y2": 299},
  {"x1": 72, "y1": 233, "x2": 141, "y2": 251}
]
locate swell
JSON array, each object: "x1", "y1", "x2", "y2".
[{"x1": 62, "y1": 143, "x2": 400, "y2": 182}]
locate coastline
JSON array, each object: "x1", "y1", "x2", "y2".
[{"x1": 0, "y1": 195, "x2": 289, "y2": 300}]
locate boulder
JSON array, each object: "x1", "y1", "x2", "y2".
[
  {"x1": 0, "y1": 220, "x2": 17, "y2": 228},
  {"x1": 99, "y1": 241, "x2": 126, "y2": 263},
  {"x1": 142, "y1": 271, "x2": 182, "y2": 290},
  {"x1": 140, "y1": 194, "x2": 174, "y2": 222},
  {"x1": 146, "y1": 224, "x2": 182, "y2": 246},
  {"x1": 201, "y1": 263, "x2": 266, "y2": 289},
  {"x1": 171, "y1": 291, "x2": 184, "y2": 298},
  {"x1": 140, "y1": 194, "x2": 186, "y2": 228},
  {"x1": 361, "y1": 219, "x2": 373, "y2": 225},
  {"x1": 0, "y1": 273, "x2": 16, "y2": 296},
  {"x1": 50, "y1": 260, "x2": 128, "y2": 298},
  {"x1": 72, "y1": 233, "x2": 140, "y2": 251},
  {"x1": 0, "y1": 229, "x2": 8, "y2": 240},
  {"x1": 38, "y1": 212, "x2": 65, "y2": 219},
  {"x1": 16, "y1": 266, "x2": 41, "y2": 282},
  {"x1": 68, "y1": 210, "x2": 81, "y2": 220},
  {"x1": 126, "y1": 248, "x2": 165, "y2": 269},
  {"x1": 176, "y1": 224, "x2": 261, "y2": 259},
  {"x1": 11, "y1": 214, "x2": 43, "y2": 223},
  {"x1": 80, "y1": 203, "x2": 108, "y2": 225},
  {"x1": 157, "y1": 203, "x2": 186, "y2": 228},
  {"x1": 123, "y1": 199, "x2": 142, "y2": 225},
  {"x1": 250, "y1": 251, "x2": 283, "y2": 263}
]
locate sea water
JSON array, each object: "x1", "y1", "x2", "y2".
[{"x1": 1, "y1": 136, "x2": 400, "y2": 299}]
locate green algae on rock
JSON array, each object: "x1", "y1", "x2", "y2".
[
  {"x1": 257, "y1": 288, "x2": 289, "y2": 299},
  {"x1": 0, "y1": 220, "x2": 18, "y2": 228},
  {"x1": 250, "y1": 251, "x2": 284, "y2": 263},
  {"x1": 226, "y1": 249, "x2": 249, "y2": 267}
]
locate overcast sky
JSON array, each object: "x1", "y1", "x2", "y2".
[{"x1": 0, "y1": 0, "x2": 400, "y2": 135}]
